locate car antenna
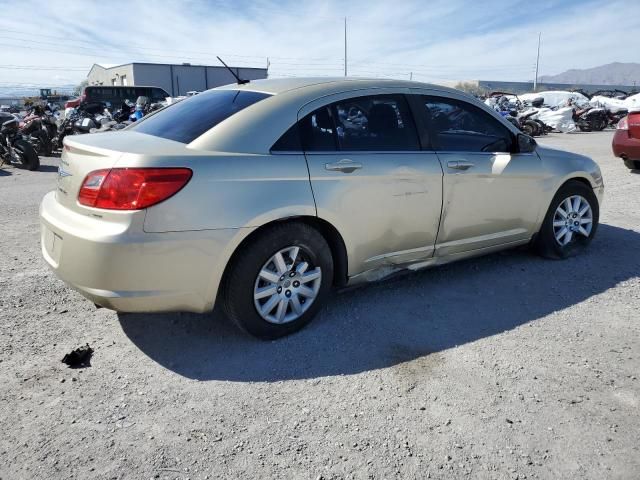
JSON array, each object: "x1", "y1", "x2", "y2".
[{"x1": 216, "y1": 56, "x2": 249, "y2": 85}]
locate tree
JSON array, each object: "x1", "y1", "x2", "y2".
[
  {"x1": 74, "y1": 80, "x2": 88, "y2": 96},
  {"x1": 454, "y1": 81, "x2": 488, "y2": 97}
]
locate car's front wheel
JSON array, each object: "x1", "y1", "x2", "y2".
[
  {"x1": 222, "y1": 222, "x2": 333, "y2": 339},
  {"x1": 535, "y1": 180, "x2": 599, "y2": 259}
]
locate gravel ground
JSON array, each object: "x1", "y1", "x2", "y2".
[{"x1": 1, "y1": 131, "x2": 638, "y2": 480}]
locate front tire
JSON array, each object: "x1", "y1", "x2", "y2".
[
  {"x1": 222, "y1": 222, "x2": 333, "y2": 339},
  {"x1": 535, "y1": 180, "x2": 599, "y2": 259}
]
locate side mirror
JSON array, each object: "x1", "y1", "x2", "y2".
[{"x1": 517, "y1": 133, "x2": 537, "y2": 153}]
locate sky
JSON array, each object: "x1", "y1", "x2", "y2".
[{"x1": 0, "y1": 0, "x2": 638, "y2": 92}]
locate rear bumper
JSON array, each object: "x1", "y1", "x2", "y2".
[
  {"x1": 39, "y1": 191, "x2": 247, "y2": 313},
  {"x1": 612, "y1": 130, "x2": 640, "y2": 162}
]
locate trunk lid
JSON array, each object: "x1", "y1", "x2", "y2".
[{"x1": 56, "y1": 131, "x2": 192, "y2": 215}]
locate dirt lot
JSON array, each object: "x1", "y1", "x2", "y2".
[{"x1": 1, "y1": 131, "x2": 638, "y2": 480}]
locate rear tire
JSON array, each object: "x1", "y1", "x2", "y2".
[
  {"x1": 13, "y1": 139, "x2": 40, "y2": 171},
  {"x1": 534, "y1": 180, "x2": 599, "y2": 259},
  {"x1": 32, "y1": 130, "x2": 51, "y2": 156},
  {"x1": 524, "y1": 120, "x2": 540, "y2": 136},
  {"x1": 624, "y1": 159, "x2": 640, "y2": 170},
  {"x1": 221, "y1": 222, "x2": 333, "y2": 339},
  {"x1": 39, "y1": 128, "x2": 53, "y2": 156},
  {"x1": 521, "y1": 121, "x2": 535, "y2": 136}
]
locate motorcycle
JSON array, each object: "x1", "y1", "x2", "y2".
[
  {"x1": 19, "y1": 106, "x2": 53, "y2": 156},
  {"x1": 571, "y1": 105, "x2": 608, "y2": 132},
  {"x1": 52, "y1": 102, "x2": 105, "y2": 149},
  {"x1": 0, "y1": 113, "x2": 40, "y2": 171}
]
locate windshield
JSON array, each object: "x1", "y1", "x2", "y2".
[{"x1": 131, "y1": 89, "x2": 271, "y2": 143}]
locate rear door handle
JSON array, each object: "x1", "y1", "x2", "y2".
[
  {"x1": 447, "y1": 160, "x2": 474, "y2": 170},
  {"x1": 325, "y1": 159, "x2": 363, "y2": 173}
]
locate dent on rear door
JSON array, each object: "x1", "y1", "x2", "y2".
[{"x1": 299, "y1": 90, "x2": 444, "y2": 277}]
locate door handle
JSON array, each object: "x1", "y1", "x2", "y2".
[
  {"x1": 447, "y1": 160, "x2": 474, "y2": 170},
  {"x1": 325, "y1": 159, "x2": 363, "y2": 173}
]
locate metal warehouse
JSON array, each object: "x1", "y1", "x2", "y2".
[{"x1": 86, "y1": 62, "x2": 269, "y2": 96}]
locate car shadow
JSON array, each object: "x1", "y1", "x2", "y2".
[
  {"x1": 118, "y1": 224, "x2": 640, "y2": 382},
  {"x1": 0, "y1": 169, "x2": 12, "y2": 176}
]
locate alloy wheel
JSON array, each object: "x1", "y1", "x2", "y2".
[
  {"x1": 253, "y1": 246, "x2": 322, "y2": 324},
  {"x1": 552, "y1": 195, "x2": 593, "y2": 246}
]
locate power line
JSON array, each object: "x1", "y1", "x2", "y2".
[
  {"x1": 0, "y1": 26, "x2": 342, "y2": 63},
  {"x1": 0, "y1": 65, "x2": 88, "y2": 71}
]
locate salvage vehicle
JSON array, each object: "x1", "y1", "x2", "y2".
[
  {"x1": 0, "y1": 113, "x2": 39, "y2": 170},
  {"x1": 64, "y1": 85, "x2": 170, "y2": 110},
  {"x1": 612, "y1": 112, "x2": 640, "y2": 170},
  {"x1": 40, "y1": 78, "x2": 604, "y2": 338},
  {"x1": 19, "y1": 107, "x2": 52, "y2": 156},
  {"x1": 571, "y1": 104, "x2": 608, "y2": 132}
]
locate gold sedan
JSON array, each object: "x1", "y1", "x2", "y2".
[{"x1": 40, "y1": 78, "x2": 604, "y2": 338}]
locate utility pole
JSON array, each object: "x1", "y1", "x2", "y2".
[
  {"x1": 409, "y1": 72, "x2": 413, "y2": 81},
  {"x1": 344, "y1": 17, "x2": 347, "y2": 77},
  {"x1": 534, "y1": 32, "x2": 541, "y2": 91}
]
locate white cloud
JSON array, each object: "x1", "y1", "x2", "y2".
[{"x1": 0, "y1": 0, "x2": 638, "y2": 89}]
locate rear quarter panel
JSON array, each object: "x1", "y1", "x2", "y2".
[{"x1": 141, "y1": 152, "x2": 316, "y2": 232}]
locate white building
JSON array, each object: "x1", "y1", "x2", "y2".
[{"x1": 87, "y1": 62, "x2": 268, "y2": 96}]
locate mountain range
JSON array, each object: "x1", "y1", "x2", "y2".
[{"x1": 539, "y1": 62, "x2": 640, "y2": 86}]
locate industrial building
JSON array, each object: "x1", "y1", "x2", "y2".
[{"x1": 86, "y1": 62, "x2": 268, "y2": 96}]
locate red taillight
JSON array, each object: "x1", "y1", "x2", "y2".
[
  {"x1": 629, "y1": 112, "x2": 640, "y2": 139},
  {"x1": 617, "y1": 116, "x2": 628, "y2": 130},
  {"x1": 78, "y1": 168, "x2": 192, "y2": 210}
]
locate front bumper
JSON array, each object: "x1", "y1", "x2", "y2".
[{"x1": 39, "y1": 191, "x2": 246, "y2": 313}]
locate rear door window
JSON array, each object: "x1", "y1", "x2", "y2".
[
  {"x1": 298, "y1": 107, "x2": 338, "y2": 151},
  {"x1": 331, "y1": 94, "x2": 420, "y2": 151},
  {"x1": 289, "y1": 94, "x2": 420, "y2": 152},
  {"x1": 423, "y1": 96, "x2": 513, "y2": 152},
  {"x1": 131, "y1": 89, "x2": 271, "y2": 143}
]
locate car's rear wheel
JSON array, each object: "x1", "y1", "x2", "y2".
[
  {"x1": 535, "y1": 180, "x2": 599, "y2": 259},
  {"x1": 623, "y1": 159, "x2": 640, "y2": 170},
  {"x1": 222, "y1": 222, "x2": 333, "y2": 339}
]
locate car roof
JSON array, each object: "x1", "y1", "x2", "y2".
[
  {"x1": 191, "y1": 77, "x2": 512, "y2": 154},
  {"x1": 216, "y1": 76, "x2": 459, "y2": 96}
]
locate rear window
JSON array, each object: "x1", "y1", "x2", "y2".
[{"x1": 131, "y1": 89, "x2": 271, "y2": 143}]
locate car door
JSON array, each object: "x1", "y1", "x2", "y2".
[
  {"x1": 419, "y1": 94, "x2": 546, "y2": 257},
  {"x1": 298, "y1": 91, "x2": 443, "y2": 278}
]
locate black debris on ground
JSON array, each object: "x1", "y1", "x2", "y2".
[{"x1": 61, "y1": 344, "x2": 94, "y2": 368}]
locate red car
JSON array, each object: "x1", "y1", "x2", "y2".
[{"x1": 612, "y1": 111, "x2": 640, "y2": 170}]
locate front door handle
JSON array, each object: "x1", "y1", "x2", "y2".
[
  {"x1": 447, "y1": 160, "x2": 474, "y2": 170},
  {"x1": 325, "y1": 159, "x2": 363, "y2": 173}
]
